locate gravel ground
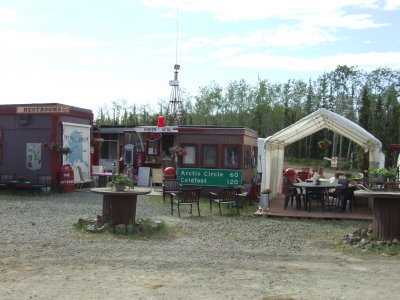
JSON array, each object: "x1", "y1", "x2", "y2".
[{"x1": 1, "y1": 190, "x2": 400, "y2": 300}]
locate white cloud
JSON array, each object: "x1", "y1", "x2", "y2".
[
  {"x1": 0, "y1": 9, "x2": 19, "y2": 23},
  {"x1": 141, "y1": 0, "x2": 383, "y2": 26},
  {"x1": 384, "y1": 0, "x2": 400, "y2": 10},
  {"x1": 142, "y1": 32, "x2": 185, "y2": 39},
  {"x1": 218, "y1": 26, "x2": 339, "y2": 48},
  {"x1": 217, "y1": 51, "x2": 400, "y2": 71},
  {"x1": 0, "y1": 29, "x2": 108, "y2": 55},
  {"x1": 299, "y1": 12, "x2": 386, "y2": 29}
]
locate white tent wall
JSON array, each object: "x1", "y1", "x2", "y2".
[
  {"x1": 261, "y1": 108, "x2": 384, "y2": 197},
  {"x1": 257, "y1": 138, "x2": 266, "y2": 173}
]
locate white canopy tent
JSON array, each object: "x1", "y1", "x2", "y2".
[{"x1": 261, "y1": 108, "x2": 384, "y2": 197}]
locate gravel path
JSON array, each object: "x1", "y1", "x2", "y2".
[{"x1": 1, "y1": 190, "x2": 400, "y2": 300}]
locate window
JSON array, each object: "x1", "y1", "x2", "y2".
[
  {"x1": 223, "y1": 145, "x2": 239, "y2": 168},
  {"x1": 147, "y1": 140, "x2": 160, "y2": 156},
  {"x1": 203, "y1": 145, "x2": 217, "y2": 167},
  {"x1": 252, "y1": 146, "x2": 258, "y2": 168},
  {"x1": 100, "y1": 134, "x2": 118, "y2": 160},
  {"x1": 244, "y1": 145, "x2": 251, "y2": 168},
  {"x1": 182, "y1": 145, "x2": 196, "y2": 165}
]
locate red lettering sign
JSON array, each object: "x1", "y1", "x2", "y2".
[{"x1": 147, "y1": 133, "x2": 162, "y2": 141}]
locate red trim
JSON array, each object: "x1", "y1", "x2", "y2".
[
  {"x1": 0, "y1": 105, "x2": 93, "y2": 122},
  {"x1": 177, "y1": 128, "x2": 205, "y2": 131},
  {"x1": 0, "y1": 107, "x2": 16, "y2": 114},
  {"x1": 50, "y1": 115, "x2": 61, "y2": 187}
]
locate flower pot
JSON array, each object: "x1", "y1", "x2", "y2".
[
  {"x1": 114, "y1": 184, "x2": 126, "y2": 192},
  {"x1": 370, "y1": 174, "x2": 385, "y2": 182}
]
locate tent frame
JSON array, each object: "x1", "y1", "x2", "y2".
[{"x1": 261, "y1": 109, "x2": 384, "y2": 196}]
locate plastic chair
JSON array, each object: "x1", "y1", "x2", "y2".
[
  {"x1": 305, "y1": 187, "x2": 326, "y2": 211},
  {"x1": 283, "y1": 177, "x2": 304, "y2": 209}
]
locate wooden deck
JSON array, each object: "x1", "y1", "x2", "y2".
[{"x1": 253, "y1": 196, "x2": 373, "y2": 220}]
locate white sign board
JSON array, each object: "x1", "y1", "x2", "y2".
[
  {"x1": 137, "y1": 167, "x2": 151, "y2": 186},
  {"x1": 62, "y1": 122, "x2": 91, "y2": 183}
]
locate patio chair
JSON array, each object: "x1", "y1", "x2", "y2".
[
  {"x1": 0, "y1": 174, "x2": 15, "y2": 188},
  {"x1": 283, "y1": 176, "x2": 304, "y2": 209},
  {"x1": 32, "y1": 175, "x2": 52, "y2": 192},
  {"x1": 209, "y1": 187, "x2": 240, "y2": 215},
  {"x1": 162, "y1": 179, "x2": 181, "y2": 203},
  {"x1": 305, "y1": 187, "x2": 326, "y2": 211},
  {"x1": 171, "y1": 187, "x2": 202, "y2": 217}
]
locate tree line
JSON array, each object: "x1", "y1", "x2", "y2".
[{"x1": 95, "y1": 65, "x2": 400, "y2": 169}]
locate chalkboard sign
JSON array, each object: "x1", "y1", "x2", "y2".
[
  {"x1": 177, "y1": 168, "x2": 242, "y2": 187},
  {"x1": 137, "y1": 167, "x2": 151, "y2": 186}
]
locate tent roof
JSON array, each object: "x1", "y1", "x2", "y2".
[{"x1": 266, "y1": 108, "x2": 382, "y2": 151}]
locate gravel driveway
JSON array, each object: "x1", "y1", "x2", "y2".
[{"x1": 1, "y1": 190, "x2": 400, "y2": 300}]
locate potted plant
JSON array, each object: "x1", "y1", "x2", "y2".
[
  {"x1": 109, "y1": 173, "x2": 137, "y2": 192},
  {"x1": 43, "y1": 142, "x2": 71, "y2": 155},
  {"x1": 366, "y1": 168, "x2": 396, "y2": 182},
  {"x1": 382, "y1": 168, "x2": 397, "y2": 182},
  {"x1": 259, "y1": 189, "x2": 271, "y2": 210}
]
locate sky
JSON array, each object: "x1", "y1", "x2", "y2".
[{"x1": 0, "y1": 0, "x2": 399, "y2": 115}]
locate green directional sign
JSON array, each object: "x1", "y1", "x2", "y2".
[{"x1": 177, "y1": 168, "x2": 242, "y2": 187}]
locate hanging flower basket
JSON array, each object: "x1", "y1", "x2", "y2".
[
  {"x1": 318, "y1": 140, "x2": 331, "y2": 149},
  {"x1": 169, "y1": 145, "x2": 187, "y2": 157},
  {"x1": 43, "y1": 142, "x2": 71, "y2": 155},
  {"x1": 93, "y1": 138, "x2": 104, "y2": 147}
]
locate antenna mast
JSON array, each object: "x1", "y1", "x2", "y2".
[{"x1": 166, "y1": 7, "x2": 185, "y2": 126}]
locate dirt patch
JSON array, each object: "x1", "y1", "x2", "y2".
[{"x1": 1, "y1": 192, "x2": 400, "y2": 299}]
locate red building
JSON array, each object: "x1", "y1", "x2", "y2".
[{"x1": 0, "y1": 103, "x2": 93, "y2": 189}]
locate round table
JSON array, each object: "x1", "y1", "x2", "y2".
[
  {"x1": 91, "y1": 187, "x2": 151, "y2": 225},
  {"x1": 355, "y1": 189, "x2": 400, "y2": 239},
  {"x1": 294, "y1": 182, "x2": 342, "y2": 210}
]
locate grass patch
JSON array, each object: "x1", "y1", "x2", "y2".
[
  {"x1": 73, "y1": 217, "x2": 175, "y2": 239},
  {"x1": 148, "y1": 194, "x2": 258, "y2": 216},
  {"x1": 339, "y1": 226, "x2": 400, "y2": 256}
]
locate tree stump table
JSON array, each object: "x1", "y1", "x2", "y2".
[
  {"x1": 355, "y1": 189, "x2": 400, "y2": 239},
  {"x1": 90, "y1": 187, "x2": 151, "y2": 225}
]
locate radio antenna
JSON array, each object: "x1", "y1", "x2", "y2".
[{"x1": 166, "y1": 6, "x2": 185, "y2": 126}]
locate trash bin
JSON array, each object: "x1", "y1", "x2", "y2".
[
  {"x1": 163, "y1": 167, "x2": 176, "y2": 180},
  {"x1": 59, "y1": 164, "x2": 74, "y2": 192}
]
